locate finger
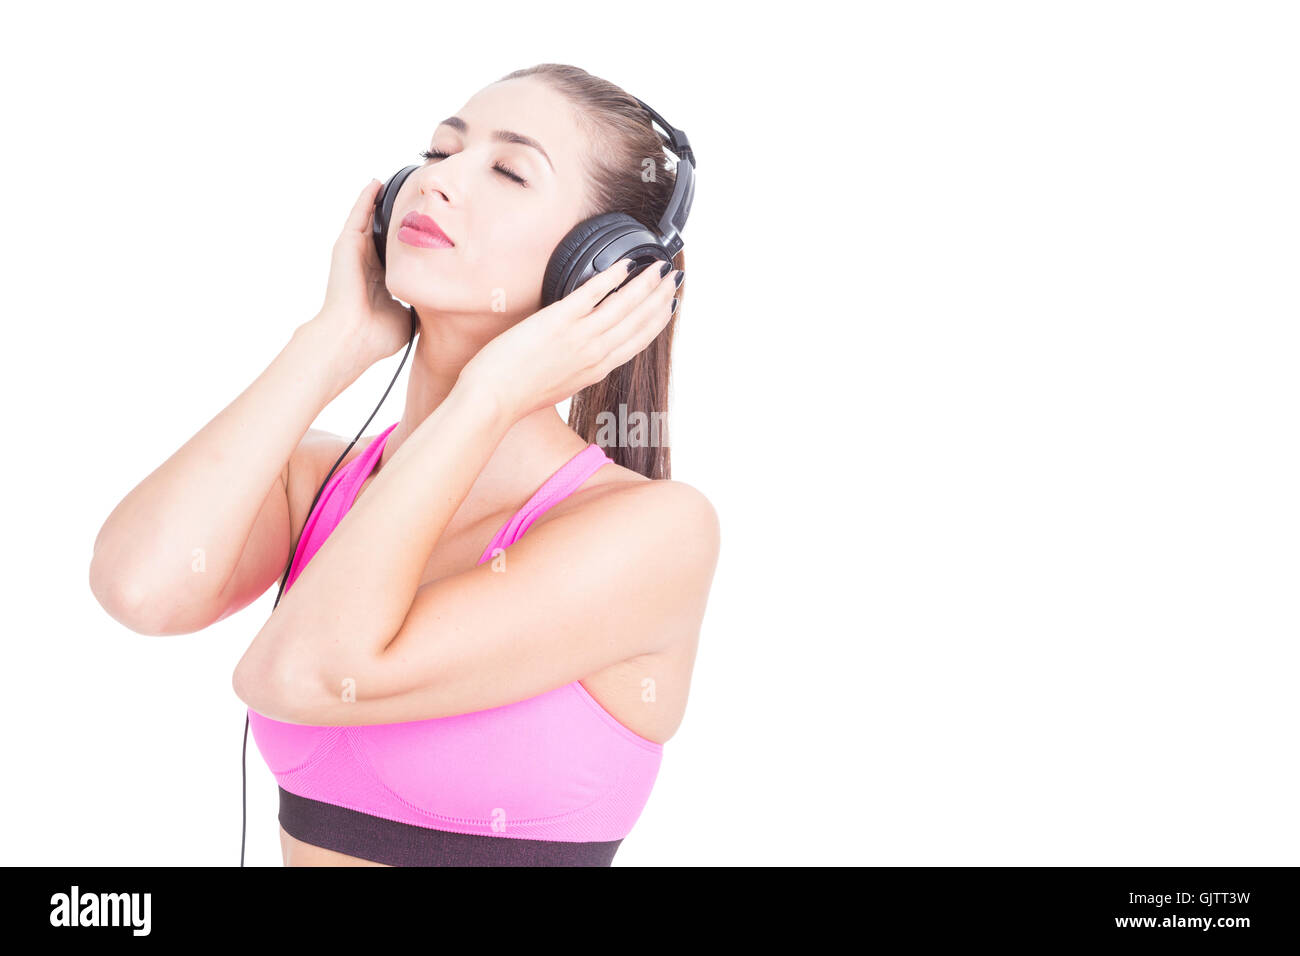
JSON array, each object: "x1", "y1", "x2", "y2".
[
  {"x1": 592, "y1": 268, "x2": 679, "y2": 367},
  {"x1": 565, "y1": 256, "x2": 641, "y2": 314},
  {"x1": 364, "y1": 232, "x2": 385, "y2": 281},
  {"x1": 586, "y1": 258, "x2": 676, "y2": 337},
  {"x1": 597, "y1": 291, "x2": 678, "y2": 377},
  {"x1": 345, "y1": 179, "x2": 384, "y2": 235}
]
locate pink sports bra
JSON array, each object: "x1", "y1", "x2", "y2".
[{"x1": 246, "y1": 423, "x2": 663, "y2": 866}]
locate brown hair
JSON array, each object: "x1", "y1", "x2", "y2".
[{"x1": 496, "y1": 63, "x2": 685, "y2": 481}]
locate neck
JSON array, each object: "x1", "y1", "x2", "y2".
[{"x1": 374, "y1": 321, "x2": 590, "y2": 507}]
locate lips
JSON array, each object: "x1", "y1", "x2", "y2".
[{"x1": 400, "y1": 211, "x2": 453, "y2": 245}]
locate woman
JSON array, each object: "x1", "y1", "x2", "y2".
[{"x1": 88, "y1": 64, "x2": 719, "y2": 866}]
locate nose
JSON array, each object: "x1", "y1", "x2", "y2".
[{"x1": 415, "y1": 167, "x2": 452, "y2": 204}]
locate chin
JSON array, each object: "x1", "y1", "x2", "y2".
[{"x1": 384, "y1": 260, "x2": 437, "y2": 305}]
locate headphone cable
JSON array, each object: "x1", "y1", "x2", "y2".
[{"x1": 240, "y1": 305, "x2": 417, "y2": 866}]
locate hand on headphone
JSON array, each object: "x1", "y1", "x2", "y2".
[
  {"x1": 313, "y1": 179, "x2": 416, "y2": 378},
  {"x1": 457, "y1": 256, "x2": 682, "y2": 422}
]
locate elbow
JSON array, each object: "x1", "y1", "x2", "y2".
[
  {"x1": 88, "y1": 556, "x2": 226, "y2": 636},
  {"x1": 232, "y1": 657, "x2": 277, "y2": 718},
  {"x1": 88, "y1": 559, "x2": 171, "y2": 636},
  {"x1": 233, "y1": 647, "x2": 307, "y2": 722},
  {"x1": 231, "y1": 659, "x2": 260, "y2": 713}
]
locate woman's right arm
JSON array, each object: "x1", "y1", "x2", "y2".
[{"x1": 89, "y1": 316, "x2": 360, "y2": 635}]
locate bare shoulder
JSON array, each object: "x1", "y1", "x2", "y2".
[
  {"x1": 551, "y1": 468, "x2": 721, "y2": 576},
  {"x1": 620, "y1": 479, "x2": 719, "y2": 549},
  {"x1": 287, "y1": 427, "x2": 383, "y2": 494},
  {"x1": 284, "y1": 428, "x2": 382, "y2": 550},
  {"x1": 645, "y1": 480, "x2": 720, "y2": 573}
]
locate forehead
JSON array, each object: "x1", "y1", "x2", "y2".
[{"x1": 445, "y1": 78, "x2": 589, "y2": 166}]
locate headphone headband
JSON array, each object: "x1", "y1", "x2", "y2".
[{"x1": 632, "y1": 96, "x2": 695, "y2": 260}]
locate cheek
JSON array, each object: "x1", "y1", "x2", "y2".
[
  {"x1": 481, "y1": 215, "x2": 556, "y2": 268},
  {"x1": 477, "y1": 221, "x2": 564, "y2": 307}
]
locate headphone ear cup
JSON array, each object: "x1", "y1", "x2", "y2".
[
  {"x1": 542, "y1": 213, "x2": 668, "y2": 308},
  {"x1": 373, "y1": 166, "x2": 419, "y2": 267}
]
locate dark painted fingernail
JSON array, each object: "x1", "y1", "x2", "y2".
[
  {"x1": 626, "y1": 259, "x2": 637, "y2": 273},
  {"x1": 659, "y1": 261, "x2": 672, "y2": 278},
  {"x1": 670, "y1": 297, "x2": 679, "y2": 314},
  {"x1": 673, "y1": 270, "x2": 684, "y2": 289}
]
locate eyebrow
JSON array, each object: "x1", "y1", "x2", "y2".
[{"x1": 436, "y1": 116, "x2": 555, "y2": 172}]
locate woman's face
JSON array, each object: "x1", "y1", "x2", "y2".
[{"x1": 382, "y1": 77, "x2": 595, "y2": 323}]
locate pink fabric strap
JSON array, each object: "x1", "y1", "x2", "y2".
[{"x1": 476, "y1": 443, "x2": 612, "y2": 565}]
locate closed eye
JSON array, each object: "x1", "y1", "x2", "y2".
[{"x1": 419, "y1": 149, "x2": 529, "y2": 187}]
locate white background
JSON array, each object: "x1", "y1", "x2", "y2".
[{"x1": 2, "y1": 1, "x2": 1296, "y2": 866}]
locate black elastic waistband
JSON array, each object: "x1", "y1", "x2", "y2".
[{"x1": 277, "y1": 787, "x2": 623, "y2": 867}]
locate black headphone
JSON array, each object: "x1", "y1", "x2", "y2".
[{"x1": 240, "y1": 95, "x2": 694, "y2": 866}]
